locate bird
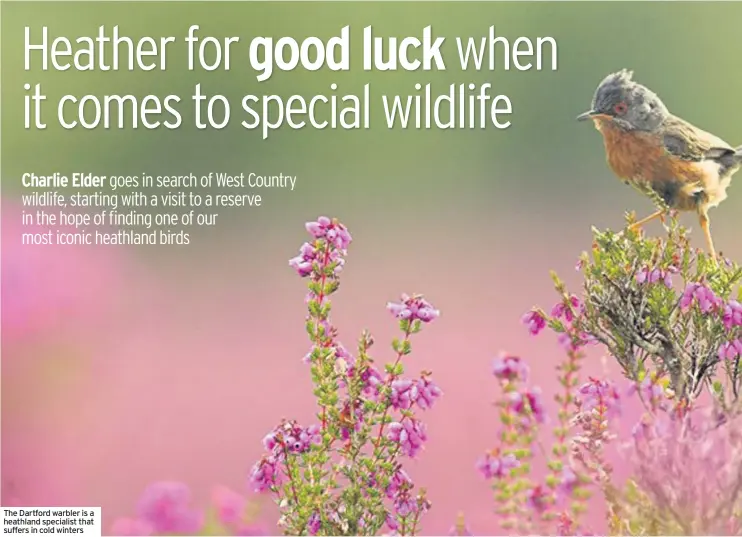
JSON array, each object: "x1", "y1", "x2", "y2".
[{"x1": 577, "y1": 69, "x2": 742, "y2": 260}]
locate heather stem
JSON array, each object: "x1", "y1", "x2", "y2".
[
  {"x1": 280, "y1": 441, "x2": 302, "y2": 531},
  {"x1": 409, "y1": 506, "x2": 421, "y2": 536},
  {"x1": 312, "y1": 241, "x2": 333, "y2": 432},
  {"x1": 548, "y1": 345, "x2": 587, "y2": 526},
  {"x1": 514, "y1": 423, "x2": 536, "y2": 534},
  {"x1": 373, "y1": 325, "x2": 413, "y2": 455},
  {"x1": 494, "y1": 380, "x2": 526, "y2": 532}
]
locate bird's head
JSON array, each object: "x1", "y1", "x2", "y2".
[{"x1": 577, "y1": 69, "x2": 668, "y2": 131}]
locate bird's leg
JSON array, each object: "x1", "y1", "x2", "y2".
[
  {"x1": 628, "y1": 210, "x2": 665, "y2": 233},
  {"x1": 698, "y1": 210, "x2": 718, "y2": 263}
]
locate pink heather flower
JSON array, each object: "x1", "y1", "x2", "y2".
[
  {"x1": 680, "y1": 282, "x2": 722, "y2": 313},
  {"x1": 394, "y1": 493, "x2": 417, "y2": 517},
  {"x1": 262, "y1": 432, "x2": 278, "y2": 451},
  {"x1": 635, "y1": 267, "x2": 650, "y2": 284},
  {"x1": 414, "y1": 377, "x2": 443, "y2": 409},
  {"x1": 386, "y1": 294, "x2": 440, "y2": 324},
  {"x1": 359, "y1": 364, "x2": 384, "y2": 398},
  {"x1": 723, "y1": 300, "x2": 742, "y2": 330},
  {"x1": 261, "y1": 420, "x2": 322, "y2": 457},
  {"x1": 635, "y1": 266, "x2": 673, "y2": 288},
  {"x1": 551, "y1": 295, "x2": 582, "y2": 322},
  {"x1": 249, "y1": 456, "x2": 283, "y2": 492},
  {"x1": 718, "y1": 339, "x2": 742, "y2": 361},
  {"x1": 386, "y1": 512, "x2": 399, "y2": 531},
  {"x1": 282, "y1": 425, "x2": 314, "y2": 453},
  {"x1": 333, "y1": 342, "x2": 353, "y2": 361},
  {"x1": 291, "y1": 217, "x2": 351, "y2": 276},
  {"x1": 522, "y1": 309, "x2": 546, "y2": 336},
  {"x1": 476, "y1": 451, "x2": 519, "y2": 479},
  {"x1": 332, "y1": 343, "x2": 356, "y2": 376},
  {"x1": 679, "y1": 282, "x2": 700, "y2": 310},
  {"x1": 109, "y1": 518, "x2": 153, "y2": 536},
  {"x1": 508, "y1": 387, "x2": 546, "y2": 423},
  {"x1": 312, "y1": 318, "x2": 334, "y2": 339},
  {"x1": 557, "y1": 329, "x2": 595, "y2": 352},
  {"x1": 492, "y1": 354, "x2": 529, "y2": 382},
  {"x1": 307, "y1": 512, "x2": 321, "y2": 535},
  {"x1": 305, "y1": 216, "x2": 331, "y2": 237},
  {"x1": 525, "y1": 485, "x2": 549, "y2": 513},
  {"x1": 135, "y1": 481, "x2": 203, "y2": 534},
  {"x1": 387, "y1": 419, "x2": 427, "y2": 458},
  {"x1": 210, "y1": 485, "x2": 246, "y2": 528},
  {"x1": 295, "y1": 424, "x2": 322, "y2": 452},
  {"x1": 578, "y1": 378, "x2": 621, "y2": 418},
  {"x1": 288, "y1": 241, "x2": 317, "y2": 277},
  {"x1": 390, "y1": 379, "x2": 416, "y2": 410},
  {"x1": 557, "y1": 332, "x2": 571, "y2": 350},
  {"x1": 390, "y1": 377, "x2": 442, "y2": 410},
  {"x1": 302, "y1": 349, "x2": 315, "y2": 364},
  {"x1": 384, "y1": 467, "x2": 413, "y2": 500},
  {"x1": 305, "y1": 216, "x2": 352, "y2": 251},
  {"x1": 278, "y1": 423, "x2": 321, "y2": 454}
]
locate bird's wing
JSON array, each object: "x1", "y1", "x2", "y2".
[{"x1": 662, "y1": 115, "x2": 735, "y2": 162}]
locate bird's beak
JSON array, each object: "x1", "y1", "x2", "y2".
[
  {"x1": 576, "y1": 110, "x2": 597, "y2": 122},
  {"x1": 576, "y1": 110, "x2": 611, "y2": 122}
]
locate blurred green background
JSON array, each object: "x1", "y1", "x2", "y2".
[
  {"x1": 4, "y1": 1, "x2": 742, "y2": 248},
  {"x1": 2, "y1": 2, "x2": 742, "y2": 534}
]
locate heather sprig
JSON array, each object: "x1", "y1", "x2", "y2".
[
  {"x1": 478, "y1": 353, "x2": 531, "y2": 531},
  {"x1": 543, "y1": 294, "x2": 594, "y2": 526},
  {"x1": 570, "y1": 377, "x2": 620, "y2": 500},
  {"x1": 511, "y1": 213, "x2": 742, "y2": 536},
  {"x1": 569, "y1": 212, "x2": 742, "y2": 405},
  {"x1": 494, "y1": 300, "x2": 597, "y2": 534},
  {"x1": 251, "y1": 216, "x2": 441, "y2": 536},
  {"x1": 478, "y1": 313, "x2": 597, "y2": 536}
]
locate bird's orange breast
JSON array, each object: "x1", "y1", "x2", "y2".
[
  {"x1": 594, "y1": 119, "x2": 711, "y2": 210},
  {"x1": 596, "y1": 120, "x2": 667, "y2": 180}
]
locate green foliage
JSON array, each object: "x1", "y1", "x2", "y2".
[
  {"x1": 540, "y1": 213, "x2": 742, "y2": 536},
  {"x1": 575, "y1": 212, "x2": 742, "y2": 405}
]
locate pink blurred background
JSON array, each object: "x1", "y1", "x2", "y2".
[{"x1": 3, "y1": 196, "x2": 709, "y2": 534}]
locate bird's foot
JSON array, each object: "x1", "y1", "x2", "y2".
[{"x1": 625, "y1": 210, "x2": 666, "y2": 236}]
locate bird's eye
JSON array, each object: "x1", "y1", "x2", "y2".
[{"x1": 614, "y1": 102, "x2": 628, "y2": 115}]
